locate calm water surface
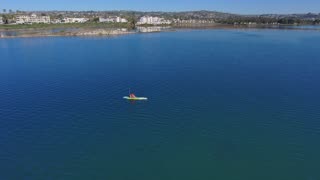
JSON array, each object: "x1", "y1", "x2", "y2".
[{"x1": 1, "y1": 29, "x2": 320, "y2": 179}]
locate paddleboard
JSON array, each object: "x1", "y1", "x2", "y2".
[{"x1": 123, "y1": 96, "x2": 148, "y2": 100}]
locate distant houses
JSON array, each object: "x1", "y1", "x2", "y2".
[
  {"x1": 13, "y1": 14, "x2": 90, "y2": 24},
  {"x1": 1, "y1": 11, "x2": 320, "y2": 27},
  {"x1": 50, "y1": 19, "x2": 62, "y2": 24},
  {"x1": 1, "y1": 13, "x2": 210, "y2": 26},
  {"x1": 172, "y1": 19, "x2": 215, "y2": 24},
  {"x1": 62, "y1": 18, "x2": 89, "y2": 23},
  {"x1": 16, "y1": 14, "x2": 50, "y2": 24},
  {"x1": 1, "y1": 13, "x2": 215, "y2": 26},
  {"x1": 137, "y1": 16, "x2": 171, "y2": 25},
  {"x1": 2, "y1": 14, "x2": 130, "y2": 25},
  {"x1": 99, "y1": 16, "x2": 128, "y2": 23},
  {"x1": 98, "y1": 17, "x2": 114, "y2": 23}
]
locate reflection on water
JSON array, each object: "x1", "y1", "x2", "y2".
[
  {"x1": 283, "y1": 25, "x2": 320, "y2": 30},
  {"x1": 0, "y1": 28, "x2": 80, "y2": 37},
  {"x1": 0, "y1": 27, "x2": 130, "y2": 38},
  {"x1": 136, "y1": 26, "x2": 171, "y2": 33},
  {"x1": 0, "y1": 31, "x2": 19, "y2": 37}
]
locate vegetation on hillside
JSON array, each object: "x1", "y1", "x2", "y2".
[{"x1": 1, "y1": 10, "x2": 320, "y2": 29}]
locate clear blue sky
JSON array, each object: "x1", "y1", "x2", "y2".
[{"x1": 2, "y1": 0, "x2": 320, "y2": 14}]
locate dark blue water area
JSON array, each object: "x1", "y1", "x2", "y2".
[{"x1": 0, "y1": 29, "x2": 320, "y2": 179}]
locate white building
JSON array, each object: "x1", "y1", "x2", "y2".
[
  {"x1": 172, "y1": 19, "x2": 215, "y2": 24},
  {"x1": 117, "y1": 17, "x2": 128, "y2": 23},
  {"x1": 16, "y1": 14, "x2": 50, "y2": 24},
  {"x1": 99, "y1": 17, "x2": 114, "y2": 23},
  {"x1": 63, "y1": 18, "x2": 89, "y2": 23},
  {"x1": 137, "y1": 16, "x2": 171, "y2": 25},
  {"x1": 0, "y1": 17, "x2": 3, "y2": 24},
  {"x1": 51, "y1": 19, "x2": 62, "y2": 24},
  {"x1": 99, "y1": 16, "x2": 128, "y2": 23}
]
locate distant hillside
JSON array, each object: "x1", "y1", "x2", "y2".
[
  {"x1": 139, "y1": 10, "x2": 239, "y2": 20},
  {"x1": 259, "y1": 13, "x2": 320, "y2": 20},
  {"x1": 2, "y1": 10, "x2": 320, "y2": 25},
  {"x1": 6, "y1": 10, "x2": 320, "y2": 18}
]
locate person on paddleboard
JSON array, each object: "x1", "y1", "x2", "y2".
[
  {"x1": 129, "y1": 93, "x2": 136, "y2": 98},
  {"x1": 123, "y1": 90, "x2": 147, "y2": 100}
]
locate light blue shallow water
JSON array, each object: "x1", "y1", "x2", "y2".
[{"x1": 1, "y1": 29, "x2": 320, "y2": 179}]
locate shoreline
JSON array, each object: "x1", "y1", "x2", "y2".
[
  {"x1": 0, "y1": 28, "x2": 135, "y2": 39},
  {"x1": 1, "y1": 24, "x2": 320, "y2": 39}
]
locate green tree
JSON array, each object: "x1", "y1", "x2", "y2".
[
  {"x1": 92, "y1": 17, "x2": 99, "y2": 23},
  {"x1": 2, "y1": 15, "x2": 8, "y2": 24},
  {"x1": 127, "y1": 16, "x2": 137, "y2": 29},
  {"x1": 57, "y1": 14, "x2": 64, "y2": 20}
]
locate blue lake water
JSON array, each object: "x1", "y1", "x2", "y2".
[
  {"x1": 280, "y1": 25, "x2": 320, "y2": 30},
  {"x1": 1, "y1": 29, "x2": 320, "y2": 179}
]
